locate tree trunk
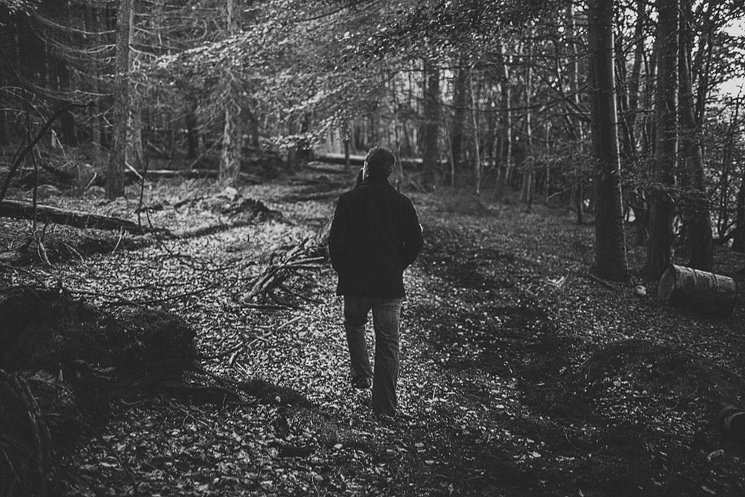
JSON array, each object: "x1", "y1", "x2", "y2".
[
  {"x1": 566, "y1": 2, "x2": 585, "y2": 224},
  {"x1": 718, "y1": 99, "x2": 740, "y2": 239},
  {"x1": 495, "y1": 39, "x2": 512, "y2": 201},
  {"x1": 125, "y1": 6, "x2": 143, "y2": 168},
  {"x1": 127, "y1": 88, "x2": 143, "y2": 167},
  {"x1": 627, "y1": 0, "x2": 646, "y2": 150},
  {"x1": 422, "y1": 59, "x2": 440, "y2": 188},
  {"x1": 588, "y1": 0, "x2": 629, "y2": 282},
  {"x1": 344, "y1": 134, "x2": 351, "y2": 169},
  {"x1": 678, "y1": 0, "x2": 712, "y2": 271},
  {"x1": 106, "y1": 0, "x2": 133, "y2": 200},
  {"x1": 640, "y1": 32, "x2": 658, "y2": 162},
  {"x1": 544, "y1": 121, "x2": 551, "y2": 204},
  {"x1": 0, "y1": 18, "x2": 10, "y2": 147},
  {"x1": 520, "y1": 37, "x2": 535, "y2": 207},
  {"x1": 644, "y1": 0, "x2": 678, "y2": 280},
  {"x1": 87, "y1": 4, "x2": 103, "y2": 147},
  {"x1": 185, "y1": 103, "x2": 199, "y2": 159},
  {"x1": 614, "y1": 31, "x2": 635, "y2": 165},
  {"x1": 451, "y1": 61, "x2": 468, "y2": 186},
  {"x1": 0, "y1": 103, "x2": 8, "y2": 147},
  {"x1": 733, "y1": 169, "x2": 745, "y2": 252},
  {"x1": 219, "y1": 0, "x2": 242, "y2": 185},
  {"x1": 470, "y1": 67, "x2": 482, "y2": 195}
]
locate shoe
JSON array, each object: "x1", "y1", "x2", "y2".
[
  {"x1": 351, "y1": 377, "x2": 371, "y2": 389},
  {"x1": 373, "y1": 410, "x2": 397, "y2": 424}
]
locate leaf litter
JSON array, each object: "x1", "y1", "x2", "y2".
[{"x1": 2, "y1": 177, "x2": 745, "y2": 496}]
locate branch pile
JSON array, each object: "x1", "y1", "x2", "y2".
[{"x1": 245, "y1": 225, "x2": 329, "y2": 307}]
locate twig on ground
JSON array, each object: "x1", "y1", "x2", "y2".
[
  {"x1": 68, "y1": 283, "x2": 217, "y2": 307},
  {"x1": 279, "y1": 283, "x2": 322, "y2": 304},
  {"x1": 587, "y1": 272, "x2": 622, "y2": 291}
]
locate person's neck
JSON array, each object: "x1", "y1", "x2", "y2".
[{"x1": 363, "y1": 175, "x2": 388, "y2": 184}]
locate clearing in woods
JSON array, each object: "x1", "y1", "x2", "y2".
[{"x1": 2, "y1": 167, "x2": 745, "y2": 496}]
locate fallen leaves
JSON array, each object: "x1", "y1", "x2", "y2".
[{"x1": 4, "y1": 179, "x2": 745, "y2": 496}]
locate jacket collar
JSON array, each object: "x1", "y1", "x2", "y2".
[{"x1": 362, "y1": 176, "x2": 390, "y2": 186}]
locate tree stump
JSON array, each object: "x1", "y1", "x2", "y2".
[{"x1": 657, "y1": 264, "x2": 737, "y2": 317}]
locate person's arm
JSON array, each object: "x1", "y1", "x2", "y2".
[
  {"x1": 328, "y1": 197, "x2": 348, "y2": 274},
  {"x1": 400, "y1": 200, "x2": 424, "y2": 269}
]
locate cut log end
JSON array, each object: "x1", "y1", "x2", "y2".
[
  {"x1": 657, "y1": 264, "x2": 737, "y2": 317},
  {"x1": 657, "y1": 265, "x2": 677, "y2": 302}
]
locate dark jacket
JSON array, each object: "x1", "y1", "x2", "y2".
[{"x1": 328, "y1": 176, "x2": 423, "y2": 298}]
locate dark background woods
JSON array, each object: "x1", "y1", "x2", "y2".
[{"x1": 1, "y1": 0, "x2": 744, "y2": 282}]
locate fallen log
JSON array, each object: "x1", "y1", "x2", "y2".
[
  {"x1": 657, "y1": 264, "x2": 737, "y2": 317},
  {"x1": 0, "y1": 199, "x2": 166, "y2": 235},
  {"x1": 125, "y1": 168, "x2": 262, "y2": 184},
  {"x1": 314, "y1": 153, "x2": 439, "y2": 169}
]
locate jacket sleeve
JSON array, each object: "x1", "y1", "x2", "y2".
[
  {"x1": 400, "y1": 199, "x2": 424, "y2": 269},
  {"x1": 328, "y1": 197, "x2": 348, "y2": 274}
]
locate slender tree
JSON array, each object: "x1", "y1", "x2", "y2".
[
  {"x1": 495, "y1": 38, "x2": 512, "y2": 201},
  {"x1": 588, "y1": 0, "x2": 629, "y2": 281},
  {"x1": 566, "y1": 1, "x2": 585, "y2": 224},
  {"x1": 717, "y1": 96, "x2": 741, "y2": 239},
  {"x1": 733, "y1": 168, "x2": 745, "y2": 252},
  {"x1": 422, "y1": 59, "x2": 440, "y2": 188},
  {"x1": 470, "y1": 66, "x2": 482, "y2": 194},
  {"x1": 220, "y1": 0, "x2": 242, "y2": 185},
  {"x1": 450, "y1": 61, "x2": 468, "y2": 186},
  {"x1": 519, "y1": 35, "x2": 535, "y2": 206},
  {"x1": 106, "y1": 0, "x2": 133, "y2": 199}
]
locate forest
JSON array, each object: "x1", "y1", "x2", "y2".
[{"x1": 1, "y1": 0, "x2": 745, "y2": 495}]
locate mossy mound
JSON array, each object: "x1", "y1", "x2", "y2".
[{"x1": 0, "y1": 285, "x2": 200, "y2": 497}]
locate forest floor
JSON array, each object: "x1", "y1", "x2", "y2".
[{"x1": 2, "y1": 165, "x2": 745, "y2": 497}]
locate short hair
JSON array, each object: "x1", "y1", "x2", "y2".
[{"x1": 364, "y1": 146, "x2": 395, "y2": 179}]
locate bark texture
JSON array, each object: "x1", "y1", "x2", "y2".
[
  {"x1": 645, "y1": 0, "x2": 678, "y2": 280},
  {"x1": 106, "y1": 0, "x2": 133, "y2": 199},
  {"x1": 588, "y1": 0, "x2": 629, "y2": 281},
  {"x1": 422, "y1": 59, "x2": 441, "y2": 189},
  {"x1": 678, "y1": 0, "x2": 712, "y2": 270}
]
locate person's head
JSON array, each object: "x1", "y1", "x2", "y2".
[{"x1": 362, "y1": 146, "x2": 395, "y2": 180}]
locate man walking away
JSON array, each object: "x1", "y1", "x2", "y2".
[{"x1": 328, "y1": 146, "x2": 424, "y2": 418}]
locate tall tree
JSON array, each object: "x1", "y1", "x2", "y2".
[
  {"x1": 519, "y1": 34, "x2": 535, "y2": 206},
  {"x1": 450, "y1": 61, "x2": 468, "y2": 186},
  {"x1": 219, "y1": 0, "x2": 242, "y2": 185},
  {"x1": 566, "y1": 1, "x2": 585, "y2": 224},
  {"x1": 588, "y1": 0, "x2": 629, "y2": 281},
  {"x1": 644, "y1": 0, "x2": 678, "y2": 279},
  {"x1": 495, "y1": 38, "x2": 512, "y2": 201},
  {"x1": 717, "y1": 97, "x2": 741, "y2": 239},
  {"x1": 678, "y1": 0, "x2": 712, "y2": 270},
  {"x1": 422, "y1": 59, "x2": 440, "y2": 188},
  {"x1": 733, "y1": 168, "x2": 745, "y2": 252},
  {"x1": 106, "y1": 0, "x2": 133, "y2": 199},
  {"x1": 470, "y1": 67, "x2": 482, "y2": 194}
]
